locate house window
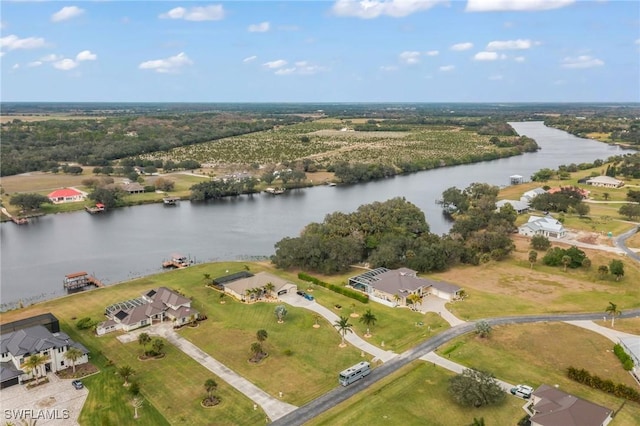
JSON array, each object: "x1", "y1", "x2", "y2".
[{"x1": 60, "y1": 361, "x2": 65, "y2": 366}]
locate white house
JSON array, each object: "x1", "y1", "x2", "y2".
[
  {"x1": 518, "y1": 214, "x2": 566, "y2": 239},
  {"x1": 522, "y1": 187, "x2": 547, "y2": 202},
  {"x1": 585, "y1": 176, "x2": 624, "y2": 188},
  {"x1": 0, "y1": 325, "x2": 89, "y2": 388},
  {"x1": 47, "y1": 188, "x2": 85, "y2": 204},
  {"x1": 496, "y1": 199, "x2": 530, "y2": 214}
]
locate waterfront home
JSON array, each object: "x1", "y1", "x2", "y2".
[
  {"x1": 526, "y1": 384, "x2": 612, "y2": 426},
  {"x1": 217, "y1": 271, "x2": 298, "y2": 301},
  {"x1": 0, "y1": 323, "x2": 89, "y2": 388},
  {"x1": 122, "y1": 182, "x2": 145, "y2": 194},
  {"x1": 496, "y1": 199, "x2": 530, "y2": 214},
  {"x1": 47, "y1": 188, "x2": 85, "y2": 204},
  {"x1": 585, "y1": 176, "x2": 624, "y2": 188},
  {"x1": 97, "y1": 287, "x2": 199, "y2": 335},
  {"x1": 348, "y1": 268, "x2": 461, "y2": 307},
  {"x1": 521, "y1": 187, "x2": 547, "y2": 202},
  {"x1": 518, "y1": 214, "x2": 566, "y2": 239}
]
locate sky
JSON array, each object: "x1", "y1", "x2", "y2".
[{"x1": 1, "y1": 0, "x2": 639, "y2": 103}]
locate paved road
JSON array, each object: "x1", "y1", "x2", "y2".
[
  {"x1": 271, "y1": 308, "x2": 640, "y2": 426},
  {"x1": 614, "y1": 225, "x2": 640, "y2": 262}
]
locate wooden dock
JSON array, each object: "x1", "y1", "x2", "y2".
[
  {"x1": 265, "y1": 187, "x2": 285, "y2": 195},
  {"x1": 162, "y1": 253, "x2": 190, "y2": 269},
  {"x1": 163, "y1": 196, "x2": 180, "y2": 206},
  {"x1": 63, "y1": 272, "x2": 104, "y2": 290},
  {"x1": 85, "y1": 203, "x2": 105, "y2": 214}
]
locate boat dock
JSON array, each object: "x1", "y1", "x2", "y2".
[
  {"x1": 163, "y1": 196, "x2": 180, "y2": 206},
  {"x1": 85, "y1": 203, "x2": 106, "y2": 214},
  {"x1": 162, "y1": 253, "x2": 191, "y2": 269},
  {"x1": 63, "y1": 272, "x2": 104, "y2": 290},
  {"x1": 265, "y1": 187, "x2": 285, "y2": 195}
]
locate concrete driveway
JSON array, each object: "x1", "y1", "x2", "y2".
[{"x1": 0, "y1": 373, "x2": 88, "y2": 426}]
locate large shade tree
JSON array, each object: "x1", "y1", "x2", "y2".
[{"x1": 448, "y1": 369, "x2": 505, "y2": 407}]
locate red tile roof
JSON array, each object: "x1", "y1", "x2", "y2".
[{"x1": 48, "y1": 188, "x2": 83, "y2": 198}]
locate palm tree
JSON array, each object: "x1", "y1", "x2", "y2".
[
  {"x1": 562, "y1": 255, "x2": 571, "y2": 272},
  {"x1": 274, "y1": 305, "x2": 288, "y2": 323},
  {"x1": 256, "y1": 329, "x2": 268, "y2": 343},
  {"x1": 250, "y1": 342, "x2": 263, "y2": 359},
  {"x1": 202, "y1": 273, "x2": 211, "y2": 283},
  {"x1": 151, "y1": 338, "x2": 165, "y2": 356},
  {"x1": 333, "y1": 316, "x2": 353, "y2": 346},
  {"x1": 118, "y1": 365, "x2": 135, "y2": 386},
  {"x1": 313, "y1": 313, "x2": 321, "y2": 327},
  {"x1": 138, "y1": 332, "x2": 151, "y2": 355},
  {"x1": 605, "y1": 302, "x2": 621, "y2": 327},
  {"x1": 359, "y1": 309, "x2": 377, "y2": 336},
  {"x1": 64, "y1": 347, "x2": 84, "y2": 373},
  {"x1": 263, "y1": 282, "x2": 275, "y2": 298},
  {"x1": 21, "y1": 354, "x2": 48, "y2": 385},
  {"x1": 393, "y1": 294, "x2": 401, "y2": 307},
  {"x1": 468, "y1": 417, "x2": 485, "y2": 426},
  {"x1": 204, "y1": 378, "x2": 218, "y2": 402},
  {"x1": 131, "y1": 397, "x2": 143, "y2": 419},
  {"x1": 603, "y1": 192, "x2": 610, "y2": 201},
  {"x1": 407, "y1": 293, "x2": 422, "y2": 311}
]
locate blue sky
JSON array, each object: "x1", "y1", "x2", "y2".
[{"x1": 1, "y1": 0, "x2": 639, "y2": 102}]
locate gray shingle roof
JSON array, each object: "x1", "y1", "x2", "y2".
[{"x1": 0, "y1": 325, "x2": 87, "y2": 356}]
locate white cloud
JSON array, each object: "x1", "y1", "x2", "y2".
[
  {"x1": 243, "y1": 55, "x2": 257, "y2": 63},
  {"x1": 159, "y1": 5, "x2": 225, "y2": 21},
  {"x1": 12, "y1": 63, "x2": 19, "y2": 70},
  {"x1": 40, "y1": 53, "x2": 62, "y2": 62},
  {"x1": 486, "y1": 39, "x2": 534, "y2": 50},
  {"x1": 27, "y1": 61, "x2": 43, "y2": 67},
  {"x1": 139, "y1": 52, "x2": 193, "y2": 73},
  {"x1": 53, "y1": 58, "x2": 78, "y2": 71},
  {"x1": 399, "y1": 51, "x2": 421, "y2": 65},
  {"x1": 263, "y1": 59, "x2": 287, "y2": 69},
  {"x1": 380, "y1": 65, "x2": 399, "y2": 71},
  {"x1": 51, "y1": 6, "x2": 85, "y2": 23},
  {"x1": 278, "y1": 25, "x2": 300, "y2": 31},
  {"x1": 561, "y1": 55, "x2": 604, "y2": 69},
  {"x1": 474, "y1": 51, "x2": 499, "y2": 61},
  {"x1": 248, "y1": 22, "x2": 270, "y2": 32},
  {"x1": 76, "y1": 50, "x2": 97, "y2": 61},
  {"x1": 331, "y1": 0, "x2": 447, "y2": 19},
  {"x1": 0, "y1": 34, "x2": 46, "y2": 51},
  {"x1": 424, "y1": 50, "x2": 439, "y2": 56},
  {"x1": 635, "y1": 39, "x2": 640, "y2": 45},
  {"x1": 514, "y1": 56, "x2": 526, "y2": 62},
  {"x1": 488, "y1": 74, "x2": 503, "y2": 80},
  {"x1": 273, "y1": 61, "x2": 328, "y2": 75},
  {"x1": 451, "y1": 42, "x2": 473, "y2": 51},
  {"x1": 439, "y1": 65, "x2": 455, "y2": 72},
  {"x1": 466, "y1": 0, "x2": 574, "y2": 12}
]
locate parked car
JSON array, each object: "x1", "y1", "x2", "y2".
[
  {"x1": 72, "y1": 380, "x2": 84, "y2": 390},
  {"x1": 510, "y1": 384, "x2": 533, "y2": 399},
  {"x1": 296, "y1": 290, "x2": 305, "y2": 297},
  {"x1": 303, "y1": 293, "x2": 315, "y2": 301}
]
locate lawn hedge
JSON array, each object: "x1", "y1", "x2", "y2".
[
  {"x1": 566, "y1": 366, "x2": 640, "y2": 403},
  {"x1": 613, "y1": 344, "x2": 635, "y2": 371},
  {"x1": 298, "y1": 273, "x2": 369, "y2": 303}
]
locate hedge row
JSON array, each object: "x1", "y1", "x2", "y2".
[
  {"x1": 566, "y1": 366, "x2": 640, "y2": 403},
  {"x1": 613, "y1": 344, "x2": 635, "y2": 371},
  {"x1": 298, "y1": 272, "x2": 369, "y2": 304}
]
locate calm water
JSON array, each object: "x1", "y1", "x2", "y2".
[{"x1": 0, "y1": 122, "x2": 631, "y2": 309}]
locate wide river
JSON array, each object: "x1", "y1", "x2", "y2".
[{"x1": 0, "y1": 122, "x2": 633, "y2": 309}]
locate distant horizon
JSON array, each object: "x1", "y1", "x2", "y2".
[
  {"x1": 3, "y1": 101, "x2": 640, "y2": 105},
  {"x1": 2, "y1": 1, "x2": 638, "y2": 103}
]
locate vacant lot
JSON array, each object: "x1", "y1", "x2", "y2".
[
  {"x1": 439, "y1": 322, "x2": 640, "y2": 425},
  {"x1": 434, "y1": 237, "x2": 640, "y2": 320},
  {"x1": 0, "y1": 115, "x2": 105, "y2": 124},
  {"x1": 308, "y1": 361, "x2": 525, "y2": 426}
]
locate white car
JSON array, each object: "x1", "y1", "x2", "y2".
[{"x1": 510, "y1": 384, "x2": 533, "y2": 399}]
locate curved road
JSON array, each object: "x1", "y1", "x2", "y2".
[
  {"x1": 271, "y1": 309, "x2": 640, "y2": 426},
  {"x1": 614, "y1": 225, "x2": 640, "y2": 262}
]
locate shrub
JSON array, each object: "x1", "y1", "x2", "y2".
[
  {"x1": 76, "y1": 317, "x2": 96, "y2": 330},
  {"x1": 613, "y1": 344, "x2": 634, "y2": 371},
  {"x1": 298, "y1": 272, "x2": 369, "y2": 303},
  {"x1": 566, "y1": 366, "x2": 640, "y2": 403},
  {"x1": 530, "y1": 235, "x2": 551, "y2": 251}
]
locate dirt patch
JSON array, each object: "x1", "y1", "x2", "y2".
[
  {"x1": 56, "y1": 363, "x2": 99, "y2": 379},
  {"x1": 573, "y1": 231, "x2": 615, "y2": 247}
]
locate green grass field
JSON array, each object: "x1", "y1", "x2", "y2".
[
  {"x1": 439, "y1": 322, "x2": 640, "y2": 425},
  {"x1": 307, "y1": 361, "x2": 526, "y2": 426}
]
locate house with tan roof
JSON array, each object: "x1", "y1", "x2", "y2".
[
  {"x1": 348, "y1": 267, "x2": 461, "y2": 307},
  {"x1": 527, "y1": 384, "x2": 613, "y2": 426},
  {"x1": 218, "y1": 271, "x2": 297, "y2": 302}
]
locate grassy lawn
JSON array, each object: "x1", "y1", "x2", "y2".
[
  {"x1": 307, "y1": 361, "x2": 526, "y2": 426},
  {"x1": 438, "y1": 322, "x2": 640, "y2": 425},
  {"x1": 435, "y1": 238, "x2": 640, "y2": 320},
  {"x1": 598, "y1": 317, "x2": 640, "y2": 334},
  {"x1": 625, "y1": 231, "x2": 640, "y2": 249}
]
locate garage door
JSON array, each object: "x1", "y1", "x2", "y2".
[{"x1": 1, "y1": 377, "x2": 19, "y2": 389}]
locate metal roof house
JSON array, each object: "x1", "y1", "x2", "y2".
[
  {"x1": 518, "y1": 214, "x2": 566, "y2": 239},
  {"x1": 0, "y1": 324, "x2": 89, "y2": 388},
  {"x1": 496, "y1": 199, "x2": 530, "y2": 214}
]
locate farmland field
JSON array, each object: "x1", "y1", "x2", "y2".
[{"x1": 162, "y1": 121, "x2": 521, "y2": 168}]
